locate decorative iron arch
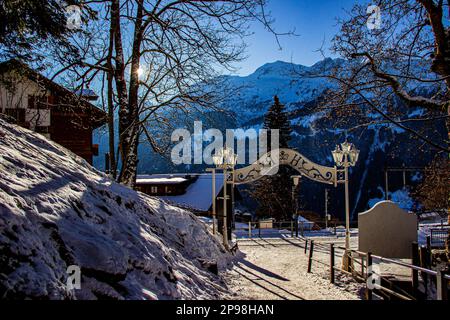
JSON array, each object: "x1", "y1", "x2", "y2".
[{"x1": 234, "y1": 148, "x2": 344, "y2": 186}]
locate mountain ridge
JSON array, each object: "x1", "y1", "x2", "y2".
[{"x1": 94, "y1": 57, "x2": 446, "y2": 220}]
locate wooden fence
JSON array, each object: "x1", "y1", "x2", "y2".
[
  {"x1": 430, "y1": 226, "x2": 450, "y2": 248},
  {"x1": 303, "y1": 238, "x2": 449, "y2": 301},
  {"x1": 235, "y1": 220, "x2": 304, "y2": 238},
  {"x1": 234, "y1": 220, "x2": 357, "y2": 238}
]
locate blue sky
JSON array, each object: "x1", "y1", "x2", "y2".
[{"x1": 235, "y1": 0, "x2": 358, "y2": 75}]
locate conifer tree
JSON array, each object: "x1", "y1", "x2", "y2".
[
  {"x1": 264, "y1": 95, "x2": 292, "y2": 149},
  {"x1": 249, "y1": 96, "x2": 296, "y2": 221},
  {"x1": 0, "y1": 0, "x2": 81, "y2": 61}
]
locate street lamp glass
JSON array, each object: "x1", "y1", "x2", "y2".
[
  {"x1": 331, "y1": 150, "x2": 338, "y2": 164},
  {"x1": 349, "y1": 149, "x2": 360, "y2": 166},
  {"x1": 223, "y1": 148, "x2": 237, "y2": 167},
  {"x1": 332, "y1": 148, "x2": 344, "y2": 166},
  {"x1": 213, "y1": 147, "x2": 237, "y2": 169},
  {"x1": 341, "y1": 141, "x2": 352, "y2": 153},
  {"x1": 212, "y1": 154, "x2": 223, "y2": 167}
]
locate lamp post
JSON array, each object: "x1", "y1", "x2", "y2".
[
  {"x1": 292, "y1": 176, "x2": 301, "y2": 238},
  {"x1": 206, "y1": 167, "x2": 217, "y2": 235},
  {"x1": 213, "y1": 147, "x2": 238, "y2": 250},
  {"x1": 332, "y1": 141, "x2": 360, "y2": 271},
  {"x1": 325, "y1": 189, "x2": 329, "y2": 230}
]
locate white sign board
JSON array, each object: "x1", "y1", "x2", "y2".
[{"x1": 358, "y1": 201, "x2": 417, "y2": 258}]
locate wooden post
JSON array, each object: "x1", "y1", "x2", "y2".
[
  {"x1": 365, "y1": 252, "x2": 373, "y2": 300},
  {"x1": 301, "y1": 221, "x2": 304, "y2": 237},
  {"x1": 361, "y1": 255, "x2": 365, "y2": 277},
  {"x1": 105, "y1": 153, "x2": 110, "y2": 174},
  {"x1": 411, "y1": 242, "x2": 419, "y2": 296},
  {"x1": 222, "y1": 169, "x2": 228, "y2": 248},
  {"x1": 384, "y1": 169, "x2": 389, "y2": 200},
  {"x1": 258, "y1": 221, "x2": 261, "y2": 238},
  {"x1": 419, "y1": 246, "x2": 428, "y2": 299},
  {"x1": 426, "y1": 236, "x2": 432, "y2": 266},
  {"x1": 212, "y1": 169, "x2": 216, "y2": 235},
  {"x1": 291, "y1": 221, "x2": 294, "y2": 238},
  {"x1": 304, "y1": 239, "x2": 308, "y2": 254},
  {"x1": 330, "y1": 244, "x2": 335, "y2": 284},
  {"x1": 436, "y1": 270, "x2": 448, "y2": 301},
  {"x1": 307, "y1": 240, "x2": 314, "y2": 273},
  {"x1": 402, "y1": 168, "x2": 406, "y2": 189}
]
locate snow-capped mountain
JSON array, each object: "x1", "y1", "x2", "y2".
[
  {"x1": 206, "y1": 59, "x2": 445, "y2": 216},
  {"x1": 217, "y1": 58, "x2": 341, "y2": 124},
  {"x1": 94, "y1": 58, "x2": 447, "y2": 220}
]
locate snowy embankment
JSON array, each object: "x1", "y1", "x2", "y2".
[
  {"x1": 0, "y1": 120, "x2": 231, "y2": 300},
  {"x1": 227, "y1": 238, "x2": 363, "y2": 300}
]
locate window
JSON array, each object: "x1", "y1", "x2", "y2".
[
  {"x1": 28, "y1": 95, "x2": 35, "y2": 109},
  {"x1": 165, "y1": 186, "x2": 173, "y2": 194},
  {"x1": 92, "y1": 144, "x2": 99, "y2": 156},
  {"x1": 4, "y1": 108, "x2": 26, "y2": 123},
  {"x1": 36, "y1": 96, "x2": 50, "y2": 109},
  {"x1": 151, "y1": 186, "x2": 158, "y2": 194},
  {"x1": 28, "y1": 95, "x2": 52, "y2": 109},
  {"x1": 35, "y1": 126, "x2": 50, "y2": 134}
]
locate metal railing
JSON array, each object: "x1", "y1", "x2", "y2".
[
  {"x1": 302, "y1": 238, "x2": 449, "y2": 301},
  {"x1": 234, "y1": 219, "x2": 359, "y2": 239},
  {"x1": 234, "y1": 220, "x2": 300, "y2": 239},
  {"x1": 430, "y1": 226, "x2": 449, "y2": 248}
]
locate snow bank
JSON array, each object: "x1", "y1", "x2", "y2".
[
  {"x1": 368, "y1": 188, "x2": 416, "y2": 211},
  {"x1": 0, "y1": 120, "x2": 231, "y2": 300}
]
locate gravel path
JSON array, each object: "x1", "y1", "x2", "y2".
[{"x1": 225, "y1": 237, "x2": 364, "y2": 300}]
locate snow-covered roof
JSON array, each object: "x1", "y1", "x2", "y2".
[
  {"x1": 136, "y1": 175, "x2": 188, "y2": 185},
  {"x1": 74, "y1": 89, "x2": 99, "y2": 101},
  {"x1": 297, "y1": 216, "x2": 314, "y2": 224},
  {"x1": 160, "y1": 174, "x2": 224, "y2": 212}
]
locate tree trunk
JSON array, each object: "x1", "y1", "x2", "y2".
[
  {"x1": 107, "y1": 3, "x2": 116, "y2": 179},
  {"x1": 421, "y1": 0, "x2": 450, "y2": 259},
  {"x1": 110, "y1": 0, "x2": 136, "y2": 187},
  {"x1": 107, "y1": 73, "x2": 116, "y2": 178},
  {"x1": 117, "y1": 0, "x2": 145, "y2": 188}
]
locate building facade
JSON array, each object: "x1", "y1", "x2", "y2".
[{"x1": 0, "y1": 60, "x2": 106, "y2": 164}]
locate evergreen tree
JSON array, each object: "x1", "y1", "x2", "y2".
[
  {"x1": 249, "y1": 96, "x2": 296, "y2": 221},
  {"x1": 0, "y1": 0, "x2": 81, "y2": 61},
  {"x1": 264, "y1": 95, "x2": 292, "y2": 148}
]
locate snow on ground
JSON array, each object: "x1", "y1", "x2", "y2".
[
  {"x1": 368, "y1": 188, "x2": 416, "y2": 211},
  {"x1": 226, "y1": 236, "x2": 364, "y2": 300},
  {"x1": 0, "y1": 120, "x2": 232, "y2": 300},
  {"x1": 228, "y1": 227, "x2": 429, "y2": 300}
]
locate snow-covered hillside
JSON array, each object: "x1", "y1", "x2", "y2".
[
  {"x1": 217, "y1": 58, "x2": 436, "y2": 127},
  {"x1": 0, "y1": 119, "x2": 231, "y2": 300},
  {"x1": 217, "y1": 58, "x2": 342, "y2": 123}
]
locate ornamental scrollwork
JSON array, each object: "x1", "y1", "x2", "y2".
[{"x1": 234, "y1": 148, "x2": 338, "y2": 186}]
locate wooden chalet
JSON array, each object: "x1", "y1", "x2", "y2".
[
  {"x1": 136, "y1": 173, "x2": 238, "y2": 240},
  {"x1": 136, "y1": 173, "x2": 239, "y2": 215},
  {"x1": 0, "y1": 59, "x2": 106, "y2": 164}
]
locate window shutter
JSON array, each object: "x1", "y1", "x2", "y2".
[
  {"x1": 17, "y1": 108, "x2": 25, "y2": 123},
  {"x1": 47, "y1": 95, "x2": 55, "y2": 107},
  {"x1": 28, "y1": 95, "x2": 35, "y2": 109}
]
